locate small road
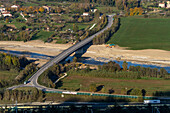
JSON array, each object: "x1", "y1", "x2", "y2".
[{"x1": 8, "y1": 14, "x2": 115, "y2": 91}]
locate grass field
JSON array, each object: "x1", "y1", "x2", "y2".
[
  {"x1": 0, "y1": 70, "x2": 18, "y2": 81},
  {"x1": 96, "y1": 6, "x2": 119, "y2": 14},
  {"x1": 64, "y1": 23, "x2": 92, "y2": 31},
  {"x1": 58, "y1": 74, "x2": 170, "y2": 96},
  {"x1": 31, "y1": 31, "x2": 54, "y2": 41},
  {"x1": 108, "y1": 17, "x2": 170, "y2": 51}
]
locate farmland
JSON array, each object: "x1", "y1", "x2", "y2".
[
  {"x1": 108, "y1": 17, "x2": 170, "y2": 51},
  {"x1": 31, "y1": 31, "x2": 54, "y2": 41},
  {"x1": 58, "y1": 74, "x2": 170, "y2": 96},
  {"x1": 0, "y1": 70, "x2": 18, "y2": 81}
]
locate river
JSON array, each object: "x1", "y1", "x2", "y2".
[{"x1": 0, "y1": 49, "x2": 170, "y2": 73}]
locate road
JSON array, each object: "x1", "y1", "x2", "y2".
[
  {"x1": 2, "y1": 101, "x2": 170, "y2": 110},
  {"x1": 8, "y1": 14, "x2": 114, "y2": 91}
]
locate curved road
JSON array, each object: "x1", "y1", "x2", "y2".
[{"x1": 8, "y1": 14, "x2": 114, "y2": 91}]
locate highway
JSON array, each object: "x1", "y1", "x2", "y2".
[{"x1": 8, "y1": 14, "x2": 114, "y2": 91}]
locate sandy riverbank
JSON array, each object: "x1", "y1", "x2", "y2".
[{"x1": 0, "y1": 40, "x2": 170, "y2": 67}]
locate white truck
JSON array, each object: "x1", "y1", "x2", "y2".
[{"x1": 144, "y1": 100, "x2": 160, "y2": 104}]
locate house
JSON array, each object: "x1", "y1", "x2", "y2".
[
  {"x1": 28, "y1": 14, "x2": 35, "y2": 17},
  {"x1": 83, "y1": 12, "x2": 89, "y2": 16},
  {"x1": 158, "y1": 3, "x2": 165, "y2": 8},
  {"x1": 2, "y1": 12, "x2": 12, "y2": 17},
  {"x1": 11, "y1": 5, "x2": 19, "y2": 9},
  {"x1": 42, "y1": 6, "x2": 51, "y2": 12},
  {"x1": 167, "y1": 1, "x2": 170, "y2": 4},
  {"x1": 167, "y1": 1, "x2": 170, "y2": 8},
  {"x1": 167, "y1": 4, "x2": 170, "y2": 8},
  {"x1": 0, "y1": 7, "x2": 5, "y2": 12}
]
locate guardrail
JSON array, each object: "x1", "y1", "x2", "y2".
[{"x1": 44, "y1": 90, "x2": 155, "y2": 99}]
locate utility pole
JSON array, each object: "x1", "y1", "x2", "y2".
[{"x1": 16, "y1": 100, "x2": 17, "y2": 113}]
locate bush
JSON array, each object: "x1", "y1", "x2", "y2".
[{"x1": 89, "y1": 84, "x2": 97, "y2": 92}]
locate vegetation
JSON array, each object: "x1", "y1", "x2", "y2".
[
  {"x1": 38, "y1": 63, "x2": 68, "y2": 88},
  {"x1": 108, "y1": 17, "x2": 170, "y2": 51},
  {"x1": 0, "y1": 87, "x2": 44, "y2": 103},
  {"x1": 31, "y1": 31, "x2": 54, "y2": 41},
  {"x1": 93, "y1": 17, "x2": 120, "y2": 44},
  {"x1": 37, "y1": 59, "x2": 169, "y2": 96},
  {"x1": 0, "y1": 52, "x2": 36, "y2": 87},
  {"x1": 15, "y1": 63, "x2": 37, "y2": 82},
  {"x1": 81, "y1": 14, "x2": 108, "y2": 41},
  {"x1": 59, "y1": 73, "x2": 170, "y2": 96}
]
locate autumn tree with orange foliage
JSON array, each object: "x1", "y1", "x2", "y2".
[
  {"x1": 39, "y1": 7, "x2": 44, "y2": 13},
  {"x1": 129, "y1": 7, "x2": 143, "y2": 16}
]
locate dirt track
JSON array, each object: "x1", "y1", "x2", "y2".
[{"x1": 0, "y1": 40, "x2": 170, "y2": 67}]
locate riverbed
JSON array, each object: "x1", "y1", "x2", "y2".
[{"x1": 1, "y1": 49, "x2": 169, "y2": 73}]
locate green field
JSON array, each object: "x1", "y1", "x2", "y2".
[
  {"x1": 96, "y1": 6, "x2": 119, "y2": 14},
  {"x1": 108, "y1": 17, "x2": 170, "y2": 51},
  {"x1": 32, "y1": 31, "x2": 54, "y2": 41},
  {"x1": 0, "y1": 70, "x2": 18, "y2": 81},
  {"x1": 64, "y1": 23, "x2": 92, "y2": 31},
  {"x1": 58, "y1": 74, "x2": 170, "y2": 96}
]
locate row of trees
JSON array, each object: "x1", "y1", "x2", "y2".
[
  {"x1": 45, "y1": 0, "x2": 141, "y2": 9},
  {"x1": 93, "y1": 17, "x2": 120, "y2": 44},
  {"x1": 98, "y1": 61, "x2": 121, "y2": 72},
  {"x1": 129, "y1": 66, "x2": 168, "y2": 78},
  {"x1": 116, "y1": 0, "x2": 140, "y2": 10},
  {"x1": 1, "y1": 88, "x2": 44, "y2": 102},
  {"x1": 81, "y1": 14, "x2": 108, "y2": 40},
  {"x1": 68, "y1": 61, "x2": 169, "y2": 79}
]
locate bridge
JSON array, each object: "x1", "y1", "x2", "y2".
[{"x1": 8, "y1": 14, "x2": 115, "y2": 91}]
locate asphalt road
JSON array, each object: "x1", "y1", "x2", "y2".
[{"x1": 8, "y1": 14, "x2": 114, "y2": 91}]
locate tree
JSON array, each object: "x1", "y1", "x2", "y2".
[
  {"x1": 73, "y1": 24, "x2": 79, "y2": 32},
  {"x1": 57, "y1": 7, "x2": 62, "y2": 13},
  {"x1": 5, "y1": 18, "x2": 9, "y2": 23},
  {"x1": 39, "y1": 7, "x2": 44, "y2": 13},
  {"x1": 4, "y1": 55, "x2": 12, "y2": 67},
  {"x1": 78, "y1": 17, "x2": 83, "y2": 23},
  {"x1": 12, "y1": 57, "x2": 20, "y2": 67},
  {"x1": 122, "y1": 61, "x2": 128, "y2": 71},
  {"x1": 89, "y1": 84, "x2": 97, "y2": 92},
  {"x1": 130, "y1": 88, "x2": 142, "y2": 96},
  {"x1": 116, "y1": 0, "x2": 124, "y2": 10},
  {"x1": 73, "y1": 57, "x2": 77, "y2": 63},
  {"x1": 160, "y1": 68, "x2": 168, "y2": 78}
]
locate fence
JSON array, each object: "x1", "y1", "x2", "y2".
[{"x1": 44, "y1": 90, "x2": 155, "y2": 99}]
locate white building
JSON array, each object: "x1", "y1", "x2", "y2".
[
  {"x1": 42, "y1": 6, "x2": 51, "y2": 12},
  {"x1": 11, "y1": 5, "x2": 19, "y2": 9},
  {"x1": 158, "y1": 3, "x2": 165, "y2": 8},
  {"x1": 167, "y1": 4, "x2": 170, "y2": 8},
  {"x1": 2, "y1": 12, "x2": 12, "y2": 17},
  {"x1": 0, "y1": 7, "x2": 5, "y2": 12},
  {"x1": 167, "y1": 1, "x2": 170, "y2": 4},
  {"x1": 83, "y1": 12, "x2": 89, "y2": 16},
  {"x1": 167, "y1": 1, "x2": 170, "y2": 8}
]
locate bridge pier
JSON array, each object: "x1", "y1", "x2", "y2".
[{"x1": 75, "y1": 48, "x2": 84, "y2": 54}]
